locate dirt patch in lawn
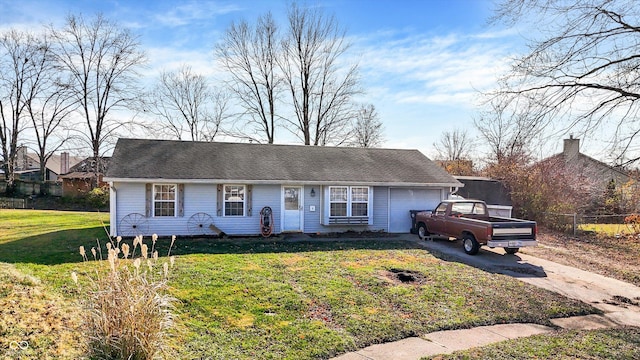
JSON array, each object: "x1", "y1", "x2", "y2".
[
  {"x1": 520, "y1": 228, "x2": 640, "y2": 287},
  {"x1": 377, "y1": 268, "x2": 430, "y2": 286}
]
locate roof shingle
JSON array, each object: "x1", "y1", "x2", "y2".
[{"x1": 105, "y1": 138, "x2": 461, "y2": 186}]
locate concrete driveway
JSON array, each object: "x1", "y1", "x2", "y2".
[
  {"x1": 412, "y1": 234, "x2": 640, "y2": 327},
  {"x1": 332, "y1": 234, "x2": 640, "y2": 360}
]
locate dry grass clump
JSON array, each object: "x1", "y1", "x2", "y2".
[
  {"x1": 73, "y1": 235, "x2": 177, "y2": 360},
  {"x1": 0, "y1": 263, "x2": 83, "y2": 359}
]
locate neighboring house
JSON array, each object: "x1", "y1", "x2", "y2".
[
  {"x1": 105, "y1": 138, "x2": 463, "y2": 237},
  {"x1": 14, "y1": 146, "x2": 83, "y2": 182},
  {"x1": 550, "y1": 136, "x2": 633, "y2": 189},
  {"x1": 59, "y1": 157, "x2": 110, "y2": 197},
  {"x1": 540, "y1": 136, "x2": 637, "y2": 213}
]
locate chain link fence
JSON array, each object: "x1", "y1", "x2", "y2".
[{"x1": 545, "y1": 212, "x2": 633, "y2": 235}]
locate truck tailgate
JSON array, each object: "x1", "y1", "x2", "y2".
[
  {"x1": 492, "y1": 227, "x2": 534, "y2": 236},
  {"x1": 489, "y1": 222, "x2": 537, "y2": 248}
]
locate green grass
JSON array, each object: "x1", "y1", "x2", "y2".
[
  {"x1": 0, "y1": 209, "x2": 110, "y2": 264},
  {"x1": 578, "y1": 223, "x2": 631, "y2": 236},
  {"x1": 425, "y1": 327, "x2": 640, "y2": 359},
  {"x1": 0, "y1": 210, "x2": 603, "y2": 359},
  {"x1": 22, "y1": 238, "x2": 599, "y2": 359}
]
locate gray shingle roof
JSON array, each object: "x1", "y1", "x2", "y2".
[{"x1": 105, "y1": 138, "x2": 461, "y2": 186}]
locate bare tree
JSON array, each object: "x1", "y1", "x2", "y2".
[
  {"x1": 434, "y1": 128, "x2": 473, "y2": 161},
  {"x1": 50, "y1": 14, "x2": 145, "y2": 185},
  {"x1": 146, "y1": 65, "x2": 228, "y2": 142},
  {"x1": 474, "y1": 97, "x2": 543, "y2": 163},
  {"x1": 22, "y1": 33, "x2": 77, "y2": 188},
  {"x1": 216, "y1": 13, "x2": 280, "y2": 143},
  {"x1": 279, "y1": 3, "x2": 361, "y2": 145},
  {"x1": 491, "y1": 0, "x2": 640, "y2": 165},
  {"x1": 0, "y1": 30, "x2": 47, "y2": 193},
  {"x1": 351, "y1": 103, "x2": 384, "y2": 148}
]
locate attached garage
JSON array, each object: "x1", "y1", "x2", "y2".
[{"x1": 389, "y1": 188, "x2": 443, "y2": 233}]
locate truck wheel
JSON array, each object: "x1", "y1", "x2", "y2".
[
  {"x1": 504, "y1": 247, "x2": 519, "y2": 255},
  {"x1": 462, "y1": 235, "x2": 480, "y2": 255},
  {"x1": 417, "y1": 223, "x2": 430, "y2": 240}
]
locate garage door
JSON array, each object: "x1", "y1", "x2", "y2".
[{"x1": 389, "y1": 188, "x2": 442, "y2": 233}]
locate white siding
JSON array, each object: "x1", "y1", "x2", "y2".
[
  {"x1": 303, "y1": 185, "x2": 322, "y2": 233},
  {"x1": 219, "y1": 184, "x2": 281, "y2": 235},
  {"x1": 112, "y1": 182, "x2": 447, "y2": 236},
  {"x1": 114, "y1": 182, "x2": 147, "y2": 236},
  {"x1": 305, "y1": 185, "x2": 388, "y2": 234},
  {"x1": 372, "y1": 187, "x2": 389, "y2": 232},
  {"x1": 113, "y1": 182, "x2": 282, "y2": 237},
  {"x1": 389, "y1": 188, "x2": 443, "y2": 233}
]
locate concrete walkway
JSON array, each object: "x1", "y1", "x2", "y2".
[{"x1": 331, "y1": 235, "x2": 640, "y2": 360}]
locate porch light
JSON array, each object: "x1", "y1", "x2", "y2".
[{"x1": 310, "y1": 188, "x2": 316, "y2": 197}]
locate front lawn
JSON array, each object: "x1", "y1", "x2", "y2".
[
  {"x1": 1, "y1": 210, "x2": 601, "y2": 359},
  {"x1": 160, "y1": 243, "x2": 596, "y2": 359}
]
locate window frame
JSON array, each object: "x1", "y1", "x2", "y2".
[
  {"x1": 328, "y1": 185, "x2": 370, "y2": 218},
  {"x1": 434, "y1": 203, "x2": 448, "y2": 216},
  {"x1": 329, "y1": 186, "x2": 348, "y2": 217},
  {"x1": 153, "y1": 183, "x2": 177, "y2": 217},
  {"x1": 223, "y1": 184, "x2": 246, "y2": 217},
  {"x1": 350, "y1": 186, "x2": 369, "y2": 217}
]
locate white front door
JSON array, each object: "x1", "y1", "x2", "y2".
[{"x1": 282, "y1": 186, "x2": 303, "y2": 232}]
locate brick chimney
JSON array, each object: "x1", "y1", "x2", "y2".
[
  {"x1": 60, "y1": 152, "x2": 69, "y2": 174},
  {"x1": 563, "y1": 135, "x2": 580, "y2": 161},
  {"x1": 16, "y1": 145, "x2": 28, "y2": 170}
]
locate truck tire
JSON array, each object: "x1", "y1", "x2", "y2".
[
  {"x1": 462, "y1": 235, "x2": 480, "y2": 255},
  {"x1": 417, "y1": 223, "x2": 430, "y2": 240},
  {"x1": 504, "y1": 247, "x2": 519, "y2": 255}
]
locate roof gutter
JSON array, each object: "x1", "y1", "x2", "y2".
[{"x1": 103, "y1": 177, "x2": 464, "y2": 188}]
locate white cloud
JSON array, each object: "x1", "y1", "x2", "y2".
[
  {"x1": 153, "y1": 1, "x2": 242, "y2": 27},
  {"x1": 140, "y1": 46, "x2": 226, "y2": 80},
  {"x1": 352, "y1": 30, "x2": 515, "y2": 108}
]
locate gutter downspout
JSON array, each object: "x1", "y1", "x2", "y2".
[{"x1": 109, "y1": 182, "x2": 117, "y2": 237}]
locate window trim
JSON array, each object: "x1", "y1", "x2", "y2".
[
  {"x1": 328, "y1": 185, "x2": 370, "y2": 218},
  {"x1": 223, "y1": 184, "x2": 246, "y2": 217},
  {"x1": 350, "y1": 186, "x2": 370, "y2": 217},
  {"x1": 329, "y1": 186, "x2": 349, "y2": 217},
  {"x1": 153, "y1": 183, "x2": 177, "y2": 217}
]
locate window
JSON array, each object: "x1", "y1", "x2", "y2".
[
  {"x1": 329, "y1": 186, "x2": 369, "y2": 217},
  {"x1": 450, "y1": 202, "x2": 486, "y2": 216},
  {"x1": 472, "y1": 203, "x2": 486, "y2": 215},
  {"x1": 435, "y1": 203, "x2": 447, "y2": 216},
  {"x1": 351, "y1": 187, "x2": 369, "y2": 216},
  {"x1": 224, "y1": 185, "x2": 245, "y2": 216},
  {"x1": 329, "y1": 187, "x2": 348, "y2": 216},
  {"x1": 154, "y1": 184, "x2": 176, "y2": 217}
]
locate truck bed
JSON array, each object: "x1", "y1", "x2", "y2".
[{"x1": 413, "y1": 199, "x2": 537, "y2": 255}]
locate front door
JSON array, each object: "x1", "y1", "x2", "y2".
[{"x1": 283, "y1": 186, "x2": 303, "y2": 232}]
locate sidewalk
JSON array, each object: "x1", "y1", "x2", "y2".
[{"x1": 331, "y1": 235, "x2": 640, "y2": 360}]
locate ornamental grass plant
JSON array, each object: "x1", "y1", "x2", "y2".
[{"x1": 72, "y1": 234, "x2": 177, "y2": 360}]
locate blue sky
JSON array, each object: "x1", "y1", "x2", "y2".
[{"x1": 0, "y1": 0, "x2": 544, "y2": 159}]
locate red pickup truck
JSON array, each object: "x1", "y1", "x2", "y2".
[{"x1": 414, "y1": 199, "x2": 537, "y2": 255}]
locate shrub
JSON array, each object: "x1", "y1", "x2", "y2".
[
  {"x1": 72, "y1": 235, "x2": 177, "y2": 360},
  {"x1": 625, "y1": 214, "x2": 640, "y2": 236},
  {"x1": 86, "y1": 186, "x2": 110, "y2": 209}
]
